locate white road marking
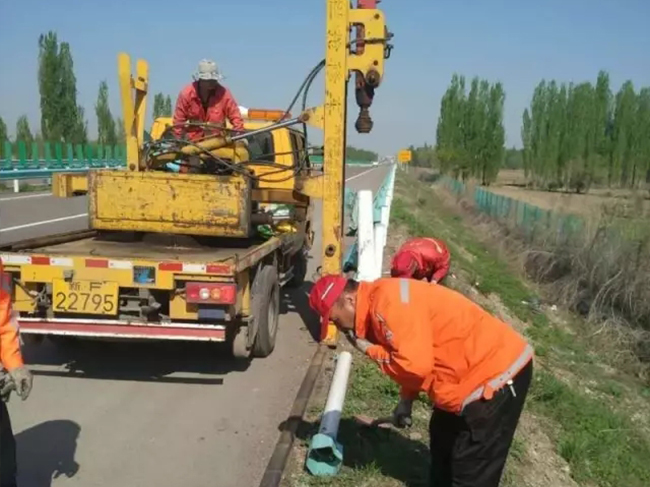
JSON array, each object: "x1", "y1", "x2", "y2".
[
  {"x1": 345, "y1": 167, "x2": 377, "y2": 182},
  {"x1": 0, "y1": 166, "x2": 379, "y2": 234},
  {"x1": 0, "y1": 193, "x2": 52, "y2": 202},
  {"x1": 0, "y1": 213, "x2": 88, "y2": 233}
]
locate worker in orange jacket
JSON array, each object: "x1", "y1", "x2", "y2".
[
  {"x1": 0, "y1": 259, "x2": 33, "y2": 487},
  {"x1": 310, "y1": 275, "x2": 533, "y2": 487},
  {"x1": 390, "y1": 237, "x2": 451, "y2": 284}
]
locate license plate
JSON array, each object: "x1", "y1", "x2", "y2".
[{"x1": 52, "y1": 279, "x2": 119, "y2": 315}]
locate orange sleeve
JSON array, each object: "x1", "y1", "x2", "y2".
[
  {"x1": 223, "y1": 89, "x2": 244, "y2": 132},
  {"x1": 368, "y1": 285, "x2": 436, "y2": 401},
  {"x1": 0, "y1": 292, "x2": 23, "y2": 370}
]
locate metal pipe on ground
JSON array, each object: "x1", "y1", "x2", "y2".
[{"x1": 305, "y1": 351, "x2": 353, "y2": 476}]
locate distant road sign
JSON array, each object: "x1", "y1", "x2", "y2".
[{"x1": 397, "y1": 149, "x2": 412, "y2": 163}]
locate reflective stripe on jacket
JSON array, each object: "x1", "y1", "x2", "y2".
[
  {"x1": 393, "y1": 237, "x2": 450, "y2": 282},
  {"x1": 355, "y1": 278, "x2": 532, "y2": 414},
  {"x1": 0, "y1": 261, "x2": 23, "y2": 370},
  {"x1": 172, "y1": 82, "x2": 244, "y2": 141}
]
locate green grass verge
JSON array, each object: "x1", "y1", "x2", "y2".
[{"x1": 390, "y1": 172, "x2": 650, "y2": 487}]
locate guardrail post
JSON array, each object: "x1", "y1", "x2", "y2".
[
  {"x1": 356, "y1": 190, "x2": 376, "y2": 281},
  {"x1": 305, "y1": 351, "x2": 353, "y2": 476}
]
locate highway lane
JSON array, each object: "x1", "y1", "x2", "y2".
[{"x1": 4, "y1": 164, "x2": 390, "y2": 487}]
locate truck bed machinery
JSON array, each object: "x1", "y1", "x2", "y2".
[{"x1": 0, "y1": 0, "x2": 392, "y2": 359}]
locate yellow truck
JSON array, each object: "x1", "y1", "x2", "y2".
[
  {"x1": 0, "y1": 0, "x2": 391, "y2": 358},
  {"x1": 0, "y1": 106, "x2": 314, "y2": 358}
]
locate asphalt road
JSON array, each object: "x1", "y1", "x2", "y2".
[{"x1": 1, "y1": 164, "x2": 391, "y2": 487}]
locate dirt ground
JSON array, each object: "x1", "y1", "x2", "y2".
[{"x1": 492, "y1": 169, "x2": 650, "y2": 218}]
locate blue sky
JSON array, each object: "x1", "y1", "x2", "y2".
[{"x1": 1, "y1": 0, "x2": 649, "y2": 155}]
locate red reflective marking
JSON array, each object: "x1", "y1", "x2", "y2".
[
  {"x1": 85, "y1": 259, "x2": 108, "y2": 268},
  {"x1": 206, "y1": 264, "x2": 231, "y2": 274},
  {"x1": 159, "y1": 262, "x2": 183, "y2": 271},
  {"x1": 31, "y1": 256, "x2": 50, "y2": 265}
]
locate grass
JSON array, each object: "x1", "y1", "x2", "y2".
[
  {"x1": 390, "y1": 171, "x2": 650, "y2": 487},
  {"x1": 284, "y1": 169, "x2": 650, "y2": 487},
  {"x1": 287, "y1": 352, "x2": 432, "y2": 487}
]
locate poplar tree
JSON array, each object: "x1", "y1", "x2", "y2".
[
  {"x1": 38, "y1": 31, "x2": 86, "y2": 144},
  {"x1": 96, "y1": 81, "x2": 117, "y2": 146},
  {"x1": 164, "y1": 95, "x2": 172, "y2": 116},
  {"x1": 15, "y1": 116, "x2": 34, "y2": 146}
]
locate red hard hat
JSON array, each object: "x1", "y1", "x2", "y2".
[
  {"x1": 309, "y1": 274, "x2": 348, "y2": 341},
  {"x1": 391, "y1": 251, "x2": 419, "y2": 278}
]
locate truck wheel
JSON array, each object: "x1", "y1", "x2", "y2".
[
  {"x1": 287, "y1": 249, "x2": 308, "y2": 288},
  {"x1": 251, "y1": 265, "x2": 280, "y2": 357}
]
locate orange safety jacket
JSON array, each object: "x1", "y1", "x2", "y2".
[
  {"x1": 355, "y1": 278, "x2": 533, "y2": 414},
  {"x1": 0, "y1": 261, "x2": 23, "y2": 370}
]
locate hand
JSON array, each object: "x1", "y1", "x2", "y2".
[
  {"x1": 344, "y1": 331, "x2": 372, "y2": 354},
  {"x1": 9, "y1": 366, "x2": 33, "y2": 400},
  {"x1": 392, "y1": 398, "x2": 413, "y2": 429},
  {"x1": 0, "y1": 373, "x2": 15, "y2": 402}
]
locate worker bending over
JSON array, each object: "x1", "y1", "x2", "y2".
[
  {"x1": 0, "y1": 259, "x2": 33, "y2": 487},
  {"x1": 310, "y1": 275, "x2": 533, "y2": 487},
  {"x1": 390, "y1": 237, "x2": 450, "y2": 284},
  {"x1": 173, "y1": 59, "x2": 245, "y2": 142}
]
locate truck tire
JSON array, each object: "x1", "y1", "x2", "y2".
[
  {"x1": 287, "y1": 248, "x2": 308, "y2": 288},
  {"x1": 251, "y1": 265, "x2": 280, "y2": 357}
]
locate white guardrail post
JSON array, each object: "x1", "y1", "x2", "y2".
[
  {"x1": 306, "y1": 164, "x2": 398, "y2": 478},
  {"x1": 305, "y1": 351, "x2": 353, "y2": 476},
  {"x1": 355, "y1": 190, "x2": 376, "y2": 282}
]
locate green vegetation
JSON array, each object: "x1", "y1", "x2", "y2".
[
  {"x1": 95, "y1": 81, "x2": 117, "y2": 146},
  {"x1": 152, "y1": 93, "x2": 173, "y2": 120},
  {"x1": 38, "y1": 31, "x2": 87, "y2": 144},
  {"x1": 346, "y1": 146, "x2": 378, "y2": 162},
  {"x1": 387, "y1": 170, "x2": 650, "y2": 487},
  {"x1": 435, "y1": 74, "x2": 506, "y2": 184},
  {"x1": 521, "y1": 71, "x2": 650, "y2": 191}
]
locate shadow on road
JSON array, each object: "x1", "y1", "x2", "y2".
[
  {"x1": 286, "y1": 417, "x2": 430, "y2": 487},
  {"x1": 16, "y1": 419, "x2": 81, "y2": 487},
  {"x1": 280, "y1": 280, "x2": 320, "y2": 342},
  {"x1": 22, "y1": 338, "x2": 248, "y2": 384}
]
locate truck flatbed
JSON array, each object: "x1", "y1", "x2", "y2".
[{"x1": 0, "y1": 230, "x2": 292, "y2": 274}]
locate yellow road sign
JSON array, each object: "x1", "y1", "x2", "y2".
[{"x1": 397, "y1": 149, "x2": 412, "y2": 163}]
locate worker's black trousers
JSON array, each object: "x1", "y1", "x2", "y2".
[
  {"x1": 429, "y1": 360, "x2": 533, "y2": 487},
  {"x1": 0, "y1": 400, "x2": 17, "y2": 487}
]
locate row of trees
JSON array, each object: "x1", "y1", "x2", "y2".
[
  {"x1": 346, "y1": 146, "x2": 378, "y2": 161},
  {"x1": 521, "y1": 71, "x2": 650, "y2": 191},
  {"x1": 435, "y1": 74, "x2": 506, "y2": 184},
  {"x1": 0, "y1": 31, "x2": 175, "y2": 155}
]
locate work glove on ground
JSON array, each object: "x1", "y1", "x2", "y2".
[
  {"x1": 392, "y1": 398, "x2": 413, "y2": 429},
  {"x1": 9, "y1": 366, "x2": 33, "y2": 400}
]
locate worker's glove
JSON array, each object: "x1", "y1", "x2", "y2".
[
  {"x1": 9, "y1": 366, "x2": 33, "y2": 401},
  {"x1": 0, "y1": 372, "x2": 15, "y2": 402},
  {"x1": 392, "y1": 398, "x2": 413, "y2": 429}
]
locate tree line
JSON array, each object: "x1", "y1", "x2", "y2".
[
  {"x1": 0, "y1": 31, "x2": 173, "y2": 156},
  {"x1": 521, "y1": 71, "x2": 650, "y2": 192},
  {"x1": 0, "y1": 31, "x2": 380, "y2": 161},
  {"x1": 435, "y1": 74, "x2": 506, "y2": 184}
]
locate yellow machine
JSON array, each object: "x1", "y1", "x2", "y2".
[{"x1": 3, "y1": 0, "x2": 392, "y2": 354}]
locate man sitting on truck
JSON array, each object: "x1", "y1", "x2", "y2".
[{"x1": 172, "y1": 59, "x2": 246, "y2": 142}]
